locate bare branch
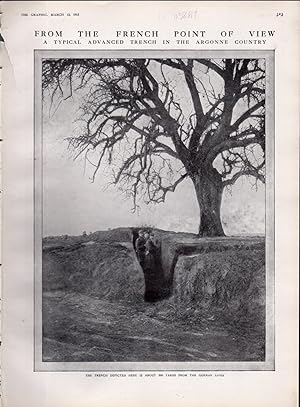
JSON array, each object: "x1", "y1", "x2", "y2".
[
  {"x1": 223, "y1": 168, "x2": 265, "y2": 186},
  {"x1": 43, "y1": 57, "x2": 266, "y2": 212}
]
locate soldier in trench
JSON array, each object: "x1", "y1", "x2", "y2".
[
  {"x1": 135, "y1": 229, "x2": 146, "y2": 267},
  {"x1": 144, "y1": 232, "x2": 161, "y2": 302}
]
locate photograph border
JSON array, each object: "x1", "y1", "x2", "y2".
[{"x1": 34, "y1": 49, "x2": 275, "y2": 372}]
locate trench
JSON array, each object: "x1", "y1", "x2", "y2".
[
  {"x1": 42, "y1": 232, "x2": 266, "y2": 362},
  {"x1": 132, "y1": 228, "x2": 171, "y2": 303}
]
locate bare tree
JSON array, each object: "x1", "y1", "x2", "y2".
[{"x1": 42, "y1": 58, "x2": 265, "y2": 236}]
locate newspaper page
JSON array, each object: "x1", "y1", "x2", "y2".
[{"x1": 1, "y1": 1, "x2": 299, "y2": 406}]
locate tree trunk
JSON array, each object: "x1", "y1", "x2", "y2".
[{"x1": 192, "y1": 167, "x2": 225, "y2": 237}]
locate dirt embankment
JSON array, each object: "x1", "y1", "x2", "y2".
[
  {"x1": 43, "y1": 228, "x2": 145, "y2": 301},
  {"x1": 43, "y1": 228, "x2": 266, "y2": 362},
  {"x1": 43, "y1": 228, "x2": 265, "y2": 329},
  {"x1": 171, "y1": 244, "x2": 265, "y2": 330}
]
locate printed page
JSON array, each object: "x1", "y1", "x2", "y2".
[{"x1": 1, "y1": 1, "x2": 299, "y2": 406}]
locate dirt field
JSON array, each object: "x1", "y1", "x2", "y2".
[{"x1": 43, "y1": 290, "x2": 264, "y2": 362}]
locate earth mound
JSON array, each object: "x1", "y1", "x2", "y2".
[
  {"x1": 43, "y1": 228, "x2": 266, "y2": 362},
  {"x1": 43, "y1": 228, "x2": 265, "y2": 328},
  {"x1": 43, "y1": 227, "x2": 145, "y2": 301},
  {"x1": 172, "y1": 243, "x2": 265, "y2": 329}
]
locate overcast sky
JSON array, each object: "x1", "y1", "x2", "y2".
[{"x1": 42, "y1": 61, "x2": 265, "y2": 237}]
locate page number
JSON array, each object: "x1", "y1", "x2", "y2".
[{"x1": 276, "y1": 12, "x2": 284, "y2": 17}]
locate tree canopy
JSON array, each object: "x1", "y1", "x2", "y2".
[{"x1": 43, "y1": 58, "x2": 265, "y2": 235}]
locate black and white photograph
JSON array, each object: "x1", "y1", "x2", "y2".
[
  {"x1": 36, "y1": 52, "x2": 274, "y2": 370},
  {"x1": 2, "y1": 1, "x2": 299, "y2": 405}
]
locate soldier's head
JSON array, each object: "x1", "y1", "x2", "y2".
[
  {"x1": 150, "y1": 232, "x2": 155, "y2": 240},
  {"x1": 144, "y1": 231, "x2": 150, "y2": 240},
  {"x1": 138, "y1": 230, "x2": 144, "y2": 237}
]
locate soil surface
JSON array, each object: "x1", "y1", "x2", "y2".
[{"x1": 43, "y1": 290, "x2": 263, "y2": 362}]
